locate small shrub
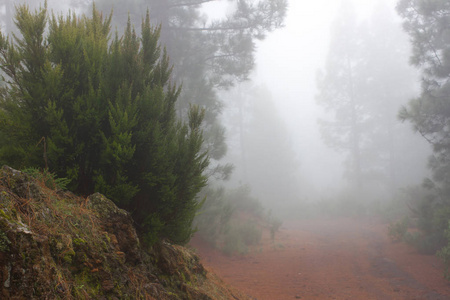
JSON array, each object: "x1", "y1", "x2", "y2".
[
  {"x1": 416, "y1": 234, "x2": 441, "y2": 255},
  {"x1": 22, "y1": 168, "x2": 70, "y2": 190},
  {"x1": 221, "y1": 221, "x2": 262, "y2": 255},
  {"x1": 240, "y1": 222, "x2": 262, "y2": 246},
  {"x1": 404, "y1": 231, "x2": 440, "y2": 255},
  {"x1": 266, "y1": 211, "x2": 282, "y2": 242},
  {"x1": 194, "y1": 187, "x2": 233, "y2": 247},
  {"x1": 222, "y1": 226, "x2": 247, "y2": 256},
  {"x1": 228, "y1": 185, "x2": 264, "y2": 217},
  {"x1": 403, "y1": 231, "x2": 421, "y2": 245},
  {"x1": 388, "y1": 217, "x2": 409, "y2": 242},
  {"x1": 438, "y1": 221, "x2": 450, "y2": 279},
  {"x1": 195, "y1": 185, "x2": 265, "y2": 248}
]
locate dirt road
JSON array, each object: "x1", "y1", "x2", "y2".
[{"x1": 190, "y1": 217, "x2": 450, "y2": 300}]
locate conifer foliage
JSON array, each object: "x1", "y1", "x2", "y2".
[
  {"x1": 0, "y1": 3, "x2": 209, "y2": 245},
  {"x1": 395, "y1": 0, "x2": 450, "y2": 256}
]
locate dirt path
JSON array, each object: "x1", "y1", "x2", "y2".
[{"x1": 190, "y1": 217, "x2": 450, "y2": 300}]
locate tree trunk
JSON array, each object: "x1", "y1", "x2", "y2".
[
  {"x1": 238, "y1": 89, "x2": 248, "y2": 183},
  {"x1": 347, "y1": 56, "x2": 362, "y2": 192}
]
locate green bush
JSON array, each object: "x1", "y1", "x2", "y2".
[
  {"x1": 228, "y1": 185, "x2": 264, "y2": 216},
  {"x1": 269, "y1": 217, "x2": 282, "y2": 242},
  {"x1": 195, "y1": 185, "x2": 266, "y2": 248},
  {"x1": 404, "y1": 231, "x2": 441, "y2": 255},
  {"x1": 438, "y1": 221, "x2": 450, "y2": 279},
  {"x1": 221, "y1": 221, "x2": 262, "y2": 256},
  {"x1": 388, "y1": 217, "x2": 409, "y2": 242},
  {"x1": 194, "y1": 187, "x2": 233, "y2": 247},
  {"x1": 389, "y1": 189, "x2": 449, "y2": 257},
  {"x1": 240, "y1": 221, "x2": 262, "y2": 246},
  {"x1": 403, "y1": 194, "x2": 450, "y2": 255},
  {"x1": 222, "y1": 227, "x2": 247, "y2": 256},
  {"x1": 22, "y1": 167, "x2": 70, "y2": 190},
  {"x1": 0, "y1": 3, "x2": 208, "y2": 245},
  {"x1": 403, "y1": 231, "x2": 420, "y2": 245}
]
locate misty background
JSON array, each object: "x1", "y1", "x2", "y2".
[
  {"x1": 220, "y1": 0, "x2": 431, "y2": 214},
  {"x1": 0, "y1": 0, "x2": 432, "y2": 216}
]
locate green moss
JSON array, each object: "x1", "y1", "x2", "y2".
[
  {"x1": 0, "y1": 191, "x2": 10, "y2": 205},
  {"x1": 73, "y1": 238, "x2": 86, "y2": 247},
  {"x1": 111, "y1": 280, "x2": 122, "y2": 298},
  {"x1": 103, "y1": 232, "x2": 111, "y2": 243},
  {"x1": 73, "y1": 268, "x2": 101, "y2": 298},
  {"x1": 63, "y1": 249, "x2": 75, "y2": 263},
  {"x1": 10, "y1": 208, "x2": 17, "y2": 219},
  {"x1": 0, "y1": 229, "x2": 11, "y2": 252},
  {"x1": 5, "y1": 175, "x2": 18, "y2": 190},
  {"x1": 0, "y1": 209, "x2": 12, "y2": 221}
]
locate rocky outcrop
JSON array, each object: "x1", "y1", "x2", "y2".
[{"x1": 0, "y1": 166, "x2": 249, "y2": 299}]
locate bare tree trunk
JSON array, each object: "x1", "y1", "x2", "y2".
[
  {"x1": 347, "y1": 56, "x2": 362, "y2": 192},
  {"x1": 386, "y1": 100, "x2": 396, "y2": 198},
  {"x1": 238, "y1": 89, "x2": 248, "y2": 183}
]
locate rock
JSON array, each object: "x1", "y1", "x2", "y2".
[
  {"x1": 0, "y1": 166, "x2": 44, "y2": 200},
  {"x1": 0, "y1": 165, "x2": 252, "y2": 300},
  {"x1": 87, "y1": 193, "x2": 141, "y2": 264}
]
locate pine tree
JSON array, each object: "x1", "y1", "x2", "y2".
[
  {"x1": 0, "y1": 3, "x2": 209, "y2": 245},
  {"x1": 397, "y1": 0, "x2": 450, "y2": 193},
  {"x1": 396, "y1": 0, "x2": 450, "y2": 249},
  {"x1": 86, "y1": 0, "x2": 287, "y2": 178},
  {"x1": 316, "y1": 3, "x2": 365, "y2": 192},
  {"x1": 317, "y1": 2, "x2": 428, "y2": 200}
]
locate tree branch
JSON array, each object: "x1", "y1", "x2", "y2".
[
  {"x1": 168, "y1": 0, "x2": 216, "y2": 9},
  {"x1": 167, "y1": 24, "x2": 252, "y2": 32}
]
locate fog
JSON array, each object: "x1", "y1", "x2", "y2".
[
  {"x1": 3, "y1": 1, "x2": 449, "y2": 297},
  {"x1": 219, "y1": 0, "x2": 431, "y2": 215},
  {"x1": 253, "y1": 0, "x2": 350, "y2": 191},
  {"x1": 0, "y1": 0, "x2": 432, "y2": 216}
]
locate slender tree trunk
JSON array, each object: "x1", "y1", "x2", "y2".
[
  {"x1": 238, "y1": 91, "x2": 248, "y2": 183},
  {"x1": 347, "y1": 56, "x2": 362, "y2": 192},
  {"x1": 386, "y1": 100, "x2": 396, "y2": 198}
]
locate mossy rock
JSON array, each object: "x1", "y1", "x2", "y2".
[
  {"x1": 0, "y1": 167, "x2": 252, "y2": 299},
  {"x1": 0, "y1": 166, "x2": 43, "y2": 200},
  {"x1": 87, "y1": 193, "x2": 129, "y2": 219}
]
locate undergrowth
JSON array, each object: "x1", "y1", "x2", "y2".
[
  {"x1": 10, "y1": 196, "x2": 93, "y2": 296},
  {"x1": 196, "y1": 185, "x2": 282, "y2": 256},
  {"x1": 438, "y1": 221, "x2": 450, "y2": 280},
  {"x1": 22, "y1": 167, "x2": 70, "y2": 191},
  {"x1": 0, "y1": 167, "x2": 129, "y2": 298},
  {"x1": 221, "y1": 221, "x2": 262, "y2": 256},
  {"x1": 388, "y1": 216, "x2": 409, "y2": 242}
]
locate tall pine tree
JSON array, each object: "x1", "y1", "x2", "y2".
[
  {"x1": 396, "y1": 0, "x2": 450, "y2": 250},
  {"x1": 317, "y1": 2, "x2": 427, "y2": 201},
  {"x1": 87, "y1": 0, "x2": 287, "y2": 178},
  {"x1": 0, "y1": 3, "x2": 209, "y2": 245}
]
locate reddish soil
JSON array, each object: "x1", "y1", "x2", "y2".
[{"x1": 190, "y1": 217, "x2": 450, "y2": 300}]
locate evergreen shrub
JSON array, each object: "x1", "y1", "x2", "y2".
[{"x1": 0, "y1": 3, "x2": 209, "y2": 244}]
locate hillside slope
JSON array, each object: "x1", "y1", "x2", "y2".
[{"x1": 0, "y1": 166, "x2": 249, "y2": 299}]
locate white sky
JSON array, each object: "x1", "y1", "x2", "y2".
[{"x1": 252, "y1": 0, "x2": 399, "y2": 192}]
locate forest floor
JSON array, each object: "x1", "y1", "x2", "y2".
[{"x1": 190, "y1": 217, "x2": 450, "y2": 300}]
